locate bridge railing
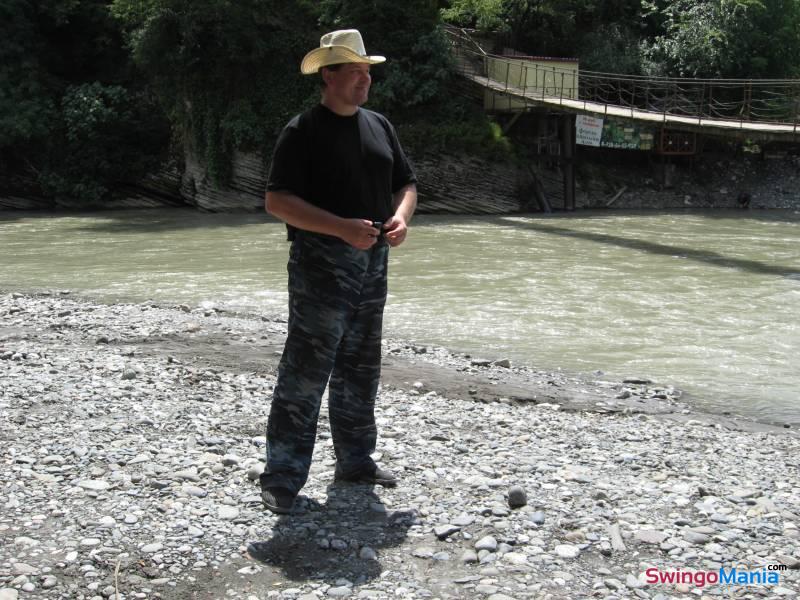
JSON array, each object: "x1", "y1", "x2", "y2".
[
  {"x1": 578, "y1": 70, "x2": 800, "y2": 127},
  {"x1": 445, "y1": 26, "x2": 800, "y2": 131}
]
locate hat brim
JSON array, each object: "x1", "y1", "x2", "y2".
[{"x1": 301, "y1": 46, "x2": 386, "y2": 75}]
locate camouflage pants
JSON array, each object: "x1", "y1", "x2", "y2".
[{"x1": 260, "y1": 231, "x2": 389, "y2": 494}]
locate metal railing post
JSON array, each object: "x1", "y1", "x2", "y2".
[
  {"x1": 573, "y1": 70, "x2": 578, "y2": 101},
  {"x1": 707, "y1": 85, "x2": 712, "y2": 120},
  {"x1": 583, "y1": 74, "x2": 588, "y2": 110},
  {"x1": 522, "y1": 65, "x2": 527, "y2": 98},
  {"x1": 669, "y1": 82, "x2": 676, "y2": 121},
  {"x1": 542, "y1": 67, "x2": 547, "y2": 99},
  {"x1": 560, "y1": 72, "x2": 565, "y2": 104},
  {"x1": 698, "y1": 82, "x2": 705, "y2": 124},
  {"x1": 743, "y1": 80, "x2": 752, "y2": 127}
]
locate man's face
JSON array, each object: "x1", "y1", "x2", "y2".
[{"x1": 324, "y1": 63, "x2": 372, "y2": 107}]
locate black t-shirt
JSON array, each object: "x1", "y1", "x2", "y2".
[{"x1": 267, "y1": 104, "x2": 417, "y2": 240}]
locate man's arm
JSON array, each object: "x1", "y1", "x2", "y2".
[
  {"x1": 384, "y1": 183, "x2": 417, "y2": 247},
  {"x1": 265, "y1": 191, "x2": 380, "y2": 250}
]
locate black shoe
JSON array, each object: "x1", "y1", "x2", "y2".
[
  {"x1": 334, "y1": 465, "x2": 398, "y2": 488},
  {"x1": 261, "y1": 486, "x2": 296, "y2": 514}
]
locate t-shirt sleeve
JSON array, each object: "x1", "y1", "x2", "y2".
[
  {"x1": 387, "y1": 122, "x2": 417, "y2": 193},
  {"x1": 266, "y1": 119, "x2": 308, "y2": 198}
]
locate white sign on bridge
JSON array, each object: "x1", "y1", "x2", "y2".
[{"x1": 576, "y1": 115, "x2": 604, "y2": 146}]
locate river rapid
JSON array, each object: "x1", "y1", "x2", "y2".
[{"x1": 1, "y1": 208, "x2": 798, "y2": 426}]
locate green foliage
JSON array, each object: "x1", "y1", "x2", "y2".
[
  {"x1": 394, "y1": 96, "x2": 516, "y2": 161},
  {"x1": 0, "y1": 1, "x2": 57, "y2": 149},
  {"x1": 0, "y1": 0, "x2": 169, "y2": 205},
  {"x1": 577, "y1": 24, "x2": 644, "y2": 73},
  {"x1": 111, "y1": 0, "x2": 318, "y2": 184},
  {"x1": 641, "y1": 0, "x2": 800, "y2": 78},
  {"x1": 441, "y1": 0, "x2": 645, "y2": 69},
  {"x1": 441, "y1": 0, "x2": 800, "y2": 77},
  {"x1": 441, "y1": 0, "x2": 505, "y2": 30},
  {"x1": 314, "y1": 0, "x2": 453, "y2": 111},
  {"x1": 39, "y1": 82, "x2": 168, "y2": 203}
]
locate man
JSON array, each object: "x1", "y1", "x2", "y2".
[{"x1": 260, "y1": 29, "x2": 418, "y2": 514}]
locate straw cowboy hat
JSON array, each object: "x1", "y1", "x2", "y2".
[{"x1": 300, "y1": 29, "x2": 386, "y2": 75}]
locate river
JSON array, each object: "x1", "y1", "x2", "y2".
[{"x1": 1, "y1": 208, "x2": 798, "y2": 426}]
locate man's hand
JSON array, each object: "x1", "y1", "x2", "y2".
[
  {"x1": 338, "y1": 218, "x2": 380, "y2": 250},
  {"x1": 383, "y1": 215, "x2": 408, "y2": 247}
]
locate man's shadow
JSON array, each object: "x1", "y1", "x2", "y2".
[{"x1": 246, "y1": 482, "x2": 415, "y2": 585}]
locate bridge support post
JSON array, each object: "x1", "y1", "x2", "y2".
[{"x1": 561, "y1": 115, "x2": 576, "y2": 210}]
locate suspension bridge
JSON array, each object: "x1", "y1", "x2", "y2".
[
  {"x1": 446, "y1": 26, "x2": 800, "y2": 140},
  {"x1": 445, "y1": 26, "x2": 799, "y2": 210}
]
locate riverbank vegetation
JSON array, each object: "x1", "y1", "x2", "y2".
[{"x1": 2, "y1": 0, "x2": 799, "y2": 205}]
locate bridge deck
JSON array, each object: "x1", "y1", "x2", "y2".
[{"x1": 470, "y1": 73, "x2": 800, "y2": 138}]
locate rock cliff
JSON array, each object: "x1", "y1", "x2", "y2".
[
  {"x1": 2, "y1": 147, "x2": 797, "y2": 213},
  {"x1": 176, "y1": 149, "x2": 530, "y2": 214}
]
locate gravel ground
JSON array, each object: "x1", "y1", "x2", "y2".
[{"x1": 1, "y1": 292, "x2": 798, "y2": 600}]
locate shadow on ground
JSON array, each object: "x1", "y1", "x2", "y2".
[{"x1": 246, "y1": 483, "x2": 414, "y2": 584}]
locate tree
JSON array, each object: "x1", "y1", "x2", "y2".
[
  {"x1": 441, "y1": 0, "x2": 645, "y2": 72},
  {"x1": 641, "y1": 0, "x2": 800, "y2": 78},
  {"x1": 440, "y1": 0, "x2": 800, "y2": 76},
  {"x1": 111, "y1": 0, "x2": 319, "y2": 183},
  {"x1": 315, "y1": 0, "x2": 452, "y2": 111},
  {"x1": 0, "y1": 0, "x2": 168, "y2": 204}
]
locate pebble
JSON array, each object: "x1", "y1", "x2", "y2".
[
  {"x1": 626, "y1": 574, "x2": 644, "y2": 589},
  {"x1": 247, "y1": 464, "x2": 264, "y2": 480},
  {"x1": 503, "y1": 552, "x2": 527, "y2": 565},
  {"x1": 12, "y1": 564, "x2": 36, "y2": 575},
  {"x1": 635, "y1": 530, "x2": 668, "y2": 545},
  {"x1": 433, "y1": 524, "x2": 460, "y2": 540},
  {"x1": 183, "y1": 485, "x2": 207, "y2": 498},
  {"x1": 604, "y1": 578, "x2": 623, "y2": 590},
  {"x1": 507, "y1": 486, "x2": 527, "y2": 508},
  {"x1": 529, "y1": 511, "x2": 545, "y2": 525},
  {"x1": 221, "y1": 454, "x2": 240, "y2": 466},
  {"x1": 218, "y1": 506, "x2": 239, "y2": 520},
  {"x1": 474, "y1": 536, "x2": 498, "y2": 552},
  {"x1": 778, "y1": 554, "x2": 800, "y2": 569},
  {"x1": 684, "y1": 530, "x2": 711, "y2": 545},
  {"x1": 554, "y1": 544, "x2": 580, "y2": 558},
  {"x1": 78, "y1": 480, "x2": 110, "y2": 491},
  {"x1": 774, "y1": 587, "x2": 797, "y2": 596},
  {"x1": 1, "y1": 294, "x2": 797, "y2": 600}
]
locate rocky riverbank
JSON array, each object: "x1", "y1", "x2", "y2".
[{"x1": 1, "y1": 292, "x2": 798, "y2": 600}]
